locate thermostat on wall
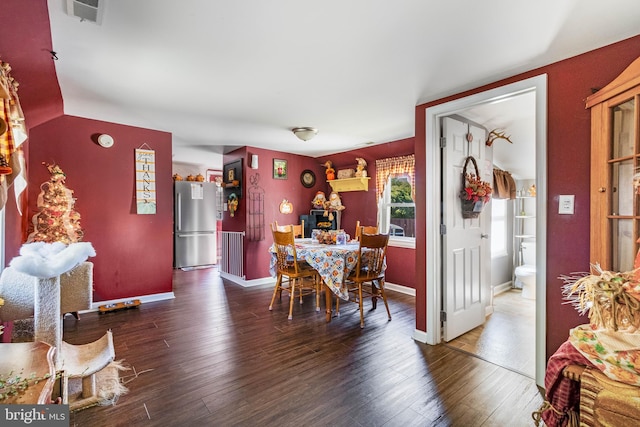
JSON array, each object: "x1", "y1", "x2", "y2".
[{"x1": 98, "y1": 134, "x2": 114, "y2": 148}]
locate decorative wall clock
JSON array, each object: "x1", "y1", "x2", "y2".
[{"x1": 300, "y1": 170, "x2": 316, "y2": 188}]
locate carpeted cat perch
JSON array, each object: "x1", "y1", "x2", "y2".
[{"x1": 1, "y1": 242, "x2": 127, "y2": 411}]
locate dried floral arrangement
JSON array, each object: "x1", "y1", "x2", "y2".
[
  {"x1": 560, "y1": 264, "x2": 640, "y2": 332},
  {"x1": 460, "y1": 173, "x2": 492, "y2": 203}
]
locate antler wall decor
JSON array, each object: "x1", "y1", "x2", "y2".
[{"x1": 486, "y1": 129, "x2": 514, "y2": 146}]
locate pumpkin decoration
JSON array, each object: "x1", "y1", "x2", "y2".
[
  {"x1": 324, "y1": 160, "x2": 335, "y2": 181},
  {"x1": 186, "y1": 174, "x2": 196, "y2": 181},
  {"x1": 173, "y1": 173, "x2": 183, "y2": 181},
  {"x1": 279, "y1": 199, "x2": 293, "y2": 214},
  {"x1": 195, "y1": 173, "x2": 205, "y2": 182}
]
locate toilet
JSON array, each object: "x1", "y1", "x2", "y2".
[{"x1": 515, "y1": 241, "x2": 536, "y2": 299}]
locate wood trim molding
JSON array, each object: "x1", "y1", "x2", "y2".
[{"x1": 586, "y1": 55, "x2": 640, "y2": 108}]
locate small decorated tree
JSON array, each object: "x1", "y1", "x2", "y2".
[{"x1": 26, "y1": 163, "x2": 84, "y2": 244}]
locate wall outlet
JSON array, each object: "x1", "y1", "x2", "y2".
[{"x1": 558, "y1": 195, "x2": 575, "y2": 214}]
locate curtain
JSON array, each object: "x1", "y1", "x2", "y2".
[
  {"x1": 493, "y1": 168, "x2": 516, "y2": 199},
  {"x1": 0, "y1": 59, "x2": 28, "y2": 212},
  {"x1": 375, "y1": 154, "x2": 415, "y2": 201}
]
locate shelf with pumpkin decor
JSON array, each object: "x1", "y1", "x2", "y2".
[
  {"x1": 221, "y1": 179, "x2": 241, "y2": 199},
  {"x1": 327, "y1": 177, "x2": 370, "y2": 192}
]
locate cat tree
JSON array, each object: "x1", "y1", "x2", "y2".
[{"x1": 5, "y1": 242, "x2": 116, "y2": 410}]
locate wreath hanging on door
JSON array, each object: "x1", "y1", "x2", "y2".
[{"x1": 459, "y1": 156, "x2": 492, "y2": 218}]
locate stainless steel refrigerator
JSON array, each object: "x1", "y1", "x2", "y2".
[{"x1": 174, "y1": 181, "x2": 218, "y2": 268}]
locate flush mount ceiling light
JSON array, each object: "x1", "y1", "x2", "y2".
[{"x1": 292, "y1": 127, "x2": 318, "y2": 142}]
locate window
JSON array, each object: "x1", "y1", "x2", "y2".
[
  {"x1": 491, "y1": 198, "x2": 507, "y2": 257},
  {"x1": 376, "y1": 155, "x2": 415, "y2": 246}
]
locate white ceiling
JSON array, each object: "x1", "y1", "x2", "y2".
[{"x1": 48, "y1": 0, "x2": 640, "y2": 173}]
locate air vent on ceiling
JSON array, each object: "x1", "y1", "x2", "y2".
[{"x1": 66, "y1": 0, "x2": 104, "y2": 25}]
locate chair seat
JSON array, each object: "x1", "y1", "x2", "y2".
[
  {"x1": 282, "y1": 261, "x2": 316, "y2": 277},
  {"x1": 347, "y1": 270, "x2": 383, "y2": 283}
]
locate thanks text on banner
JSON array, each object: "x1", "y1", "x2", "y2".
[{"x1": 135, "y1": 148, "x2": 156, "y2": 214}]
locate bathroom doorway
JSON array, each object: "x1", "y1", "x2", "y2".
[
  {"x1": 423, "y1": 75, "x2": 547, "y2": 386},
  {"x1": 446, "y1": 92, "x2": 538, "y2": 378}
]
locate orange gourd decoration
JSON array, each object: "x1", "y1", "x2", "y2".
[{"x1": 324, "y1": 160, "x2": 335, "y2": 181}]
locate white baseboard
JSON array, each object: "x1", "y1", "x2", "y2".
[
  {"x1": 385, "y1": 282, "x2": 416, "y2": 296},
  {"x1": 85, "y1": 292, "x2": 176, "y2": 312},
  {"x1": 220, "y1": 272, "x2": 273, "y2": 287},
  {"x1": 493, "y1": 281, "x2": 512, "y2": 295},
  {"x1": 413, "y1": 329, "x2": 428, "y2": 343}
]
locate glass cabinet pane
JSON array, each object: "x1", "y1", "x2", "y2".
[
  {"x1": 612, "y1": 99, "x2": 635, "y2": 158},
  {"x1": 612, "y1": 219, "x2": 635, "y2": 272},
  {"x1": 611, "y1": 159, "x2": 635, "y2": 216}
]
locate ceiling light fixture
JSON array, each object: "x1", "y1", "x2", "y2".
[{"x1": 292, "y1": 127, "x2": 318, "y2": 142}]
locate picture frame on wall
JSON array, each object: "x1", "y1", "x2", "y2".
[
  {"x1": 206, "y1": 169, "x2": 222, "y2": 183},
  {"x1": 273, "y1": 159, "x2": 287, "y2": 179}
]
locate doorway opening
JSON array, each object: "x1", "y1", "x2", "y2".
[{"x1": 423, "y1": 74, "x2": 547, "y2": 386}]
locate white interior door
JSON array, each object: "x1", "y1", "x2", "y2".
[{"x1": 442, "y1": 116, "x2": 492, "y2": 341}]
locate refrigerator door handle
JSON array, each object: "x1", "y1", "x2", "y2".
[
  {"x1": 176, "y1": 193, "x2": 182, "y2": 231},
  {"x1": 176, "y1": 232, "x2": 216, "y2": 237}
]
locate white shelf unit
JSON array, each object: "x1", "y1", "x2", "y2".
[{"x1": 513, "y1": 195, "x2": 536, "y2": 287}]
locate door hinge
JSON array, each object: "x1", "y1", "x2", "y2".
[
  {"x1": 440, "y1": 136, "x2": 446, "y2": 148},
  {"x1": 440, "y1": 311, "x2": 447, "y2": 322},
  {"x1": 440, "y1": 224, "x2": 446, "y2": 235}
]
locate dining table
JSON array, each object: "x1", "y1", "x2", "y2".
[{"x1": 269, "y1": 238, "x2": 361, "y2": 322}]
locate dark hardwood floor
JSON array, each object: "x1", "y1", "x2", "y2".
[{"x1": 64, "y1": 268, "x2": 544, "y2": 426}]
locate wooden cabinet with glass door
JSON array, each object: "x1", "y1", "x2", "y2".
[{"x1": 587, "y1": 55, "x2": 640, "y2": 271}]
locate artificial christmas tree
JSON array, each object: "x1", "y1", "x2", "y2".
[{"x1": 27, "y1": 163, "x2": 84, "y2": 244}]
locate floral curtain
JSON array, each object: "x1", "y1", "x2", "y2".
[{"x1": 375, "y1": 154, "x2": 415, "y2": 201}]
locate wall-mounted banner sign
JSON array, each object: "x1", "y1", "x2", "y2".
[{"x1": 135, "y1": 148, "x2": 156, "y2": 214}]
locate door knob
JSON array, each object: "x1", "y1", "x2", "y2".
[{"x1": 481, "y1": 233, "x2": 489, "y2": 239}]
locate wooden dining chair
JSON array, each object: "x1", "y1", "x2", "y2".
[
  {"x1": 272, "y1": 220, "x2": 305, "y2": 238},
  {"x1": 292, "y1": 220, "x2": 305, "y2": 238},
  {"x1": 354, "y1": 220, "x2": 378, "y2": 241},
  {"x1": 269, "y1": 227, "x2": 320, "y2": 319},
  {"x1": 341, "y1": 233, "x2": 391, "y2": 328}
]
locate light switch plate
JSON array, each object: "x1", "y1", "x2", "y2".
[{"x1": 558, "y1": 195, "x2": 575, "y2": 214}]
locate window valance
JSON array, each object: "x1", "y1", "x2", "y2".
[{"x1": 375, "y1": 154, "x2": 415, "y2": 201}]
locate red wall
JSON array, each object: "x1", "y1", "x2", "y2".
[
  {"x1": 0, "y1": 1, "x2": 63, "y2": 129},
  {"x1": 415, "y1": 34, "x2": 640, "y2": 359},
  {"x1": 28, "y1": 115, "x2": 174, "y2": 301}
]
